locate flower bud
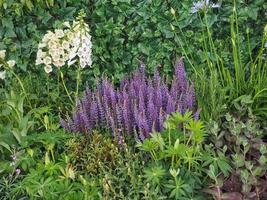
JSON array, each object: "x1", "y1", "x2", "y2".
[{"x1": 171, "y1": 8, "x2": 176, "y2": 15}]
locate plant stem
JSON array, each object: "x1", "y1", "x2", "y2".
[
  {"x1": 7, "y1": 68, "x2": 26, "y2": 94},
  {"x1": 60, "y1": 71, "x2": 74, "y2": 105},
  {"x1": 76, "y1": 66, "x2": 81, "y2": 100}
]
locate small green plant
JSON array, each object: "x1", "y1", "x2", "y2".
[
  {"x1": 205, "y1": 99, "x2": 267, "y2": 200},
  {"x1": 0, "y1": 90, "x2": 35, "y2": 155},
  {"x1": 137, "y1": 111, "x2": 209, "y2": 199},
  {"x1": 0, "y1": 168, "x2": 23, "y2": 200},
  {"x1": 66, "y1": 131, "x2": 123, "y2": 175},
  {"x1": 8, "y1": 130, "x2": 100, "y2": 200}
]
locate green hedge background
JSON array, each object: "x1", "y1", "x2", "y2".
[{"x1": 0, "y1": 0, "x2": 266, "y2": 82}]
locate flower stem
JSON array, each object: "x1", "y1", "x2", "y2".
[
  {"x1": 60, "y1": 71, "x2": 74, "y2": 105},
  {"x1": 76, "y1": 66, "x2": 81, "y2": 101}
]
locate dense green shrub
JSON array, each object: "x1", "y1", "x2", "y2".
[
  {"x1": 205, "y1": 98, "x2": 267, "y2": 200},
  {"x1": 137, "y1": 111, "x2": 213, "y2": 199},
  {"x1": 0, "y1": 0, "x2": 265, "y2": 81}
]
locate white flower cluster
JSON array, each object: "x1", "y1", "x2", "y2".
[
  {"x1": 0, "y1": 50, "x2": 16, "y2": 80},
  {"x1": 36, "y1": 16, "x2": 92, "y2": 73},
  {"x1": 191, "y1": 0, "x2": 220, "y2": 13}
]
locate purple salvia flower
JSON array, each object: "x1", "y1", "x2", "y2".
[
  {"x1": 120, "y1": 77, "x2": 129, "y2": 91},
  {"x1": 170, "y1": 78, "x2": 178, "y2": 101},
  {"x1": 147, "y1": 95, "x2": 157, "y2": 131},
  {"x1": 194, "y1": 109, "x2": 201, "y2": 120},
  {"x1": 139, "y1": 112, "x2": 150, "y2": 139},
  {"x1": 72, "y1": 112, "x2": 84, "y2": 132},
  {"x1": 115, "y1": 103, "x2": 123, "y2": 132},
  {"x1": 153, "y1": 68, "x2": 161, "y2": 87},
  {"x1": 61, "y1": 58, "x2": 198, "y2": 140},
  {"x1": 96, "y1": 92, "x2": 105, "y2": 123},
  {"x1": 60, "y1": 118, "x2": 70, "y2": 131},
  {"x1": 122, "y1": 100, "x2": 131, "y2": 134},
  {"x1": 85, "y1": 86, "x2": 92, "y2": 97},
  {"x1": 177, "y1": 94, "x2": 184, "y2": 114},
  {"x1": 175, "y1": 58, "x2": 187, "y2": 94},
  {"x1": 166, "y1": 94, "x2": 176, "y2": 114},
  {"x1": 138, "y1": 90, "x2": 145, "y2": 113},
  {"x1": 80, "y1": 110, "x2": 91, "y2": 133},
  {"x1": 155, "y1": 86, "x2": 163, "y2": 110},
  {"x1": 158, "y1": 108, "x2": 165, "y2": 131},
  {"x1": 91, "y1": 100, "x2": 98, "y2": 123},
  {"x1": 133, "y1": 103, "x2": 139, "y2": 128},
  {"x1": 184, "y1": 84, "x2": 195, "y2": 110}
]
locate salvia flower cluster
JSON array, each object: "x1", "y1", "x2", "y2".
[
  {"x1": 61, "y1": 58, "x2": 198, "y2": 140},
  {"x1": 36, "y1": 11, "x2": 92, "y2": 73}
]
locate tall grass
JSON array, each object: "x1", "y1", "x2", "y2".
[{"x1": 171, "y1": 0, "x2": 267, "y2": 121}]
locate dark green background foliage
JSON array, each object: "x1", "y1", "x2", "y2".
[{"x1": 0, "y1": 0, "x2": 266, "y2": 81}]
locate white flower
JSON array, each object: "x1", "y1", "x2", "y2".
[
  {"x1": 191, "y1": 0, "x2": 220, "y2": 13},
  {"x1": 7, "y1": 60, "x2": 16, "y2": 68},
  {"x1": 68, "y1": 59, "x2": 77, "y2": 66},
  {"x1": 73, "y1": 37, "x2": 81, "y2": 47},
  {"x1": 62, "y1": 41, "x2": 70, "y2": 49},
  {"x1": 0, "y1": 70, "x2": 6, "y2": 80},
  {"x1": 55, "y1": 29, "x2": 65, "y2": 38},
  {"x1": 80, "y1": 60, "x2": 86, "y2": 68},
  {"x1": 35, "y1": 57, "x2": 43, "y2": 65},
  {"x1": 48, "y1": 40, "x2": 58, "y2": 49},
  {"x1": 63, "y1": 21, "x2": 71, "y2": 28},
  {"x1": 0, "y1": 50, "x2": 6, "y2": 59},
  {"x1": 44, "y1": 65, "x2": 52, "y2": 73},
  {"x1": 37, "y1": 50, "x2": 46, "y2": 59},
  {"x1": 77, "y1": 49, "x2": 83, "y2": 57},
  {"x1": 38, "y1": 43, "x2": 46, "y2": 48},
  {"x1": 36, "y1": 12, "x2": 93, "y2": 72},
  {"x1": 52, "y1": 54, "x2": 60, "y2": 62},
  {"x1": 43, "y1": 56, "x2": 52, "y2": 65},
  {"x1": 42, "y1": 31, "x2": 54, "y2": 43},
  {"x1": 68, "y1": 50, "x2": 77, "y2": 61},
  {"x1": 54, "y1": 59, "x2": 65, "y2": 68},
  {"x1": 48, "y1": 49, "x2": 57, "y2": 57},
  {"x1": 67, "y1": 32, "x2": 74, "y2": 41}
]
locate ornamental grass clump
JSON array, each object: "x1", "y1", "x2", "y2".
[{"x1": 61, "y1": 58, "x2": 197, "y2": 140}]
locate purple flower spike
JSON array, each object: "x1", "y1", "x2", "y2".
[{"x1": 61, "y1": 58, "x2": 198, "y2": 140}]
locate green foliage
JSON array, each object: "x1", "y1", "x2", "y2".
[
  {"x1": 66, "y1": 131, "x2": 123, "y2": 175},
  {"x1": 205, "y1": 100, "x2": 267, "y2": 200},
  {"x1": 0, "y1": 171, "x2": 23, "y2": 200},
  {"x1": 188, "y1": 1, "x2": 267, "y2": 121},
  {"x1": 65, "y1": 132, "x2": 145, "y2": 199},
  {"x1": 0, "y1": 130, "x2": 100, "y2": 200},
  {"x1": 137, "y1": 111, "x2": 209, "y2": 199},
  {"x1": 1, "y1": 0, "x2": 265, "y2": 82},
  {"x1": 0, "y1": 1, "x2": 266, "y2": 199},
  {"x1": 0, "y1": 90, "x2": 35, "y2": 154}
]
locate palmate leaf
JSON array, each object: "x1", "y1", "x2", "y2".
[
  {"x1": 150, "y1": 132, "x2": 165, "y2": 150},
  {"x1": 185, "y1": 120, "x2": 205, "y2": 143},
  {"x1": 163, "y1": 143, "x2": 188, "y2": 158},
  {"x1": 144, "y1": 165, "x2": 166, "y2": 186},
  {"x1": 136, "y1": 139, "x2": 158, "y2": 152},
  {"x1": 165, "y1": 111, "x2": 193, "y2": 130}
]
